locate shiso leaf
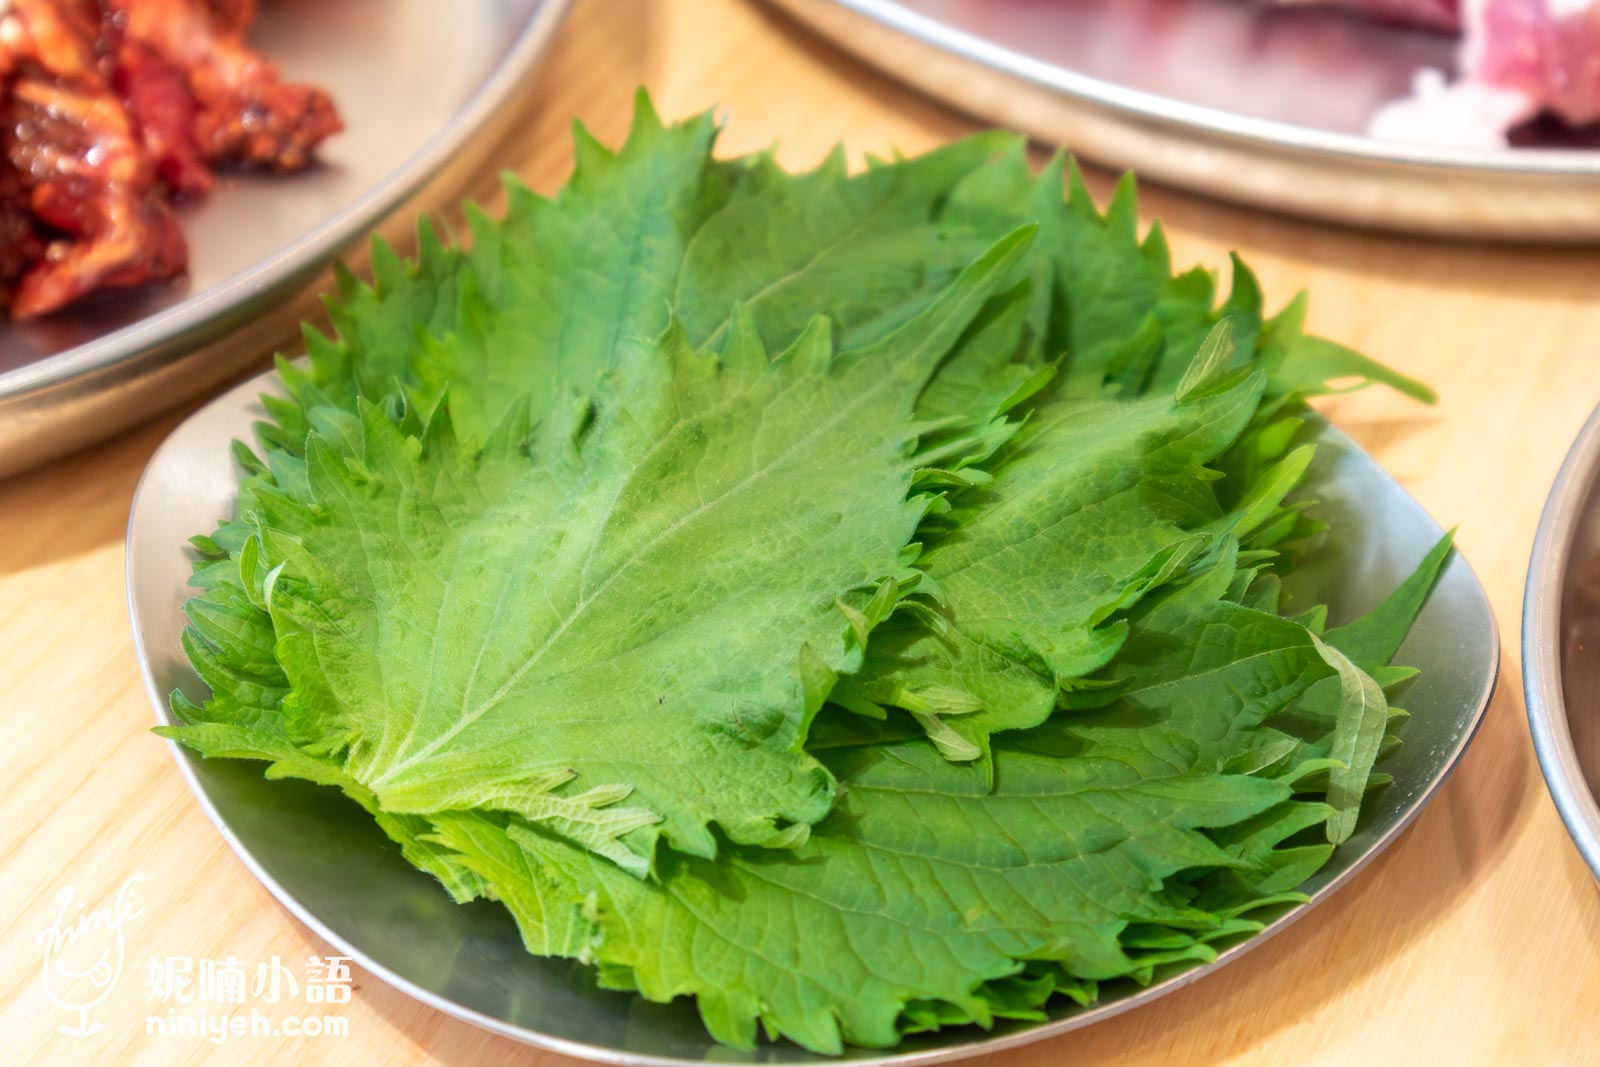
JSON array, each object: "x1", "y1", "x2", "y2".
[
  {"x1": 833, "y1": 355, "x2": 1270, "y2": 762},
  {"x1": 431, "y1": 730, "x2": 1295, "y2": 1052},
  {"x1": 169, "y1": 230, "x2": 1033, "y2": 874},
  {"x1": 423, "y1": 544, "x2": 1413, "y2": 1054},
  {"x1": 159, "y1": 96, "x2": 1451, "y2": 1055}
]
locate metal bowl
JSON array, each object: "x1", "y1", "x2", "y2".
[
  {"x1": 1525, "y1": 403, "x2": 1600, "y2": 880},
  {"x1": 127, "y1": 369, "x2": 1499, "y2": 1064},
  {"x1": 767, "y1": 0, "x2": 1600, "y2": 240},
  {"x1": 0, "y1": 0, "x2": 572, "y2": 480}
]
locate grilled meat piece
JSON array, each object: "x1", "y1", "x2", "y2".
[
  {"x1": 109, "y1": 0, "x2": 342, "y2": 172},
  {"x1": 115, "y1": 36, "x2": 211, "y2": 198},
  {"x1": 0, "y1": 163, "x2": 44, "y2": 305},
  {"x1": 0, "y1": 0, "x2": 338, "y2": 318},
  {"x1": 1, "y1": 0, "x2": 186, "y2": 319}
]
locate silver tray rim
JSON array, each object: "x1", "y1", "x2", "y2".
[
  {"x1": 1524, "y1": 402, "x2": 1600, "y2": 882},
  {"x1": 126, "y1": 362, "x2": 1502, "y2": 1066},
  {"x1": 775, "y1": 0, "x2": 1600, "y2": 175},
  {"x1": 0, "y1": 0, "x2": 575, "y2": 401}
]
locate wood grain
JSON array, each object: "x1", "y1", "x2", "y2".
[{"x1": 3, "y1": 0, "x2": 1597, "y2": 1063}]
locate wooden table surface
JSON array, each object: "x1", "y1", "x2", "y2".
[{"x1": 5, "y1": 1, "x2": 1599, "y2": 1064}]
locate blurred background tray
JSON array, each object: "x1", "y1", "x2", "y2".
[
  {"x1": 0, "y1": 0, "x2": 571, "y2": 480},
  {"x1": 768, "y1": 0, "x2": 1600, "y2": 240}
]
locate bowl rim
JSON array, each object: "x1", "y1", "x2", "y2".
[{"x1": 1524, "y1": 400, "x2": 1600, "y2": 881}]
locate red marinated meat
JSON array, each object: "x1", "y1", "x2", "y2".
[
  {"x1": 0, "y1": 165, "x2": 44, "y2": 305},
  {"x1": 0, "y1": 0, "x2": 338, "y2": 318},
  {"x1": 115, "y1": 38, "x2": 211, "y2": 198},
  {"x1": 109, "y1": 0, "x2": 342, "y2": 172},
  {"x1": 204, "y1": 0, "x2": 256, "y2": 35},
  {"x1": 1, "y1": 0, "x2": 186, "y2": 319}
]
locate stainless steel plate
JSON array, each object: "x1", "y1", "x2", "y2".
[
  {"x1": 768, "y1": 0, "x2": 1600, "y2": 240},
  {"x1": 0, "y1": 0, "x2": 571, "y2": 480},
  {"x1": 127, "y1": 365, "x2": 1499, "y2": 1063},
  {"x1": 1525, "y1": 403, "x2": 1600, "y2": 881}
]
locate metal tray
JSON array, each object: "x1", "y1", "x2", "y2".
[
  {"x1": 767, "y1": 0, "x2": 1600, "y2": 240},
  {"x1": 0, "y1": 0, "x2": 571, "y2": 480},
  {"x1": 1525, "y1": 403, "x2": 1600, "y2": 881},
  {"x1": 127, "y1": 366, "x2": 1499, "y2": 1064}
]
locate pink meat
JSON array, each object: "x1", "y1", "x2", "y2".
[
  {"x1": 1467, "y1": 0, "x2": 1600, "y2": 127},
  {"x1": 1366, "y1": 0, "x2": 1600, "y2": 145}
]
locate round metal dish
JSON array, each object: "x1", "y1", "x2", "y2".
[
  {"x1": 1525, "y1": 403, "x2": 1600, "y2": 881},
  {"x1": 0, "y1": 0, "x2": 572, "y2": 480},
  {"x1": 766, "y1": 0, "x2": 1600, "y2": 240},
  {"x1": 127, "y1": 365, "x2": 1499, "y2": 1064}
]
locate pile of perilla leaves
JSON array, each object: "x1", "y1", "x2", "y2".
[{"x1": 161, "y1": 94, "x2": 1449, "y2": 1054}]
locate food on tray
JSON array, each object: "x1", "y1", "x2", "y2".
[
  {"x1": 0, "y1": 0, "x2": 340, "y2": 319},
  {"x1": 1274, "y1": 0, "x2": 1600, "y2": 145},
  {"x1": 158, "y1": 95, "x2": 1447, "y2": 1054},
  {"x1": 1275, "y1": 0, "x2": 1460, "y2": 29}
]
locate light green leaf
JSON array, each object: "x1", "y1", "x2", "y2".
[
  {"x1": 837, "y1": 367, "x2": 1267, "y2": 759},
  {"x1": 433, "y1": 729, "x2": 1291, "y2": 1053},
  {"x1": 161, "y1": 97, "x2": 1447, "y2": 1054},
  {"x1": 171, "y1": 231, "x2": 1031, "y2": 876},
  {"x1": 1311, "y1": 633, "x2": 1390, "y2": 845}
]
